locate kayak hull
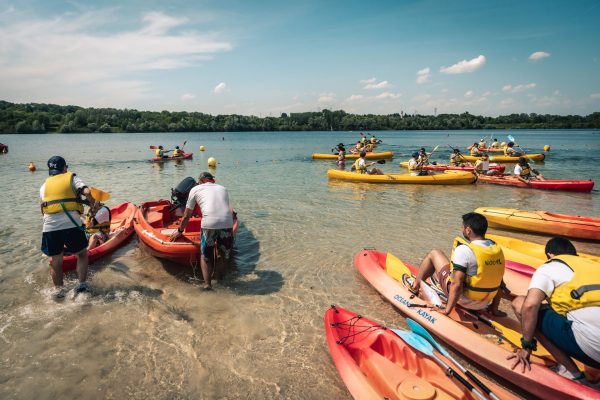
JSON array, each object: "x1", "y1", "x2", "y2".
[
  {"x1": 477, "y1": 176, "x2": 595, "y2": 192},
  {"x1": 460, "y1": 153, "x2": 546, "y2": 163},
  {"x1": 324, "y1": 305, "x2": 519, "y2": 400},
  {"x1": 150, "y1": 152, "x2": 193, "y2": 162},
  {"x1": 476, "y1": 207, "x2": 600, "y2": 240},
  {"x1": 313, "y1": 151, "x2": 394, "y2": 160},
  {"x1": 59, "y1": 202, "x2": 136, "y2": 272},
  {"x1": 400, "y1": 161, "x2": 505, "y2": 174},
  {"x1": 354, "y1": 249, "x2": 600, "y2": 400},
  {"x1": 327, "y1": 169, "x2": 477, "y2": 184},
  {"x1": 134, "y1": 200, "x2": 238, "y2": 266}
]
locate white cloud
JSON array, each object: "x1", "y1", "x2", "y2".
[
  {"x1": 440, "y1": 55, "x2": 486, "y2": 74},
  {"x1": 590, "y1": 93, "x2": 600, "y2": 99},
  {"x1": 375, "y1": 92, "x2": 400, "y2": 100},
  {"x1": 364, "y1": 80, "x2": 390, "y2": 90},
  {"x1": 213, "y1": 82, "x2": 227, "y2": 93},
  {"x1": 529, "y1": 51, "x2": 550, "y2": 61},
  {"x1": 318, "y1": 92, "x2": 336, "y2": 104},
  {"x1": 0, "y1": 10, "x2": 232, "y2": 107},
  {"x1": 499, "y1": 98, "x2": 515, "y2": 107},
  {"x1": 502, "y1": 83, "x2": 537, "y2": 93},
  {"x1": 359, "y1": 77, "x2": 376, "y2": 84},
  {"x1": 416, "y1": 67, "x2": 430, "y2": 84},
  {"x1": 181, "y1": 93, "x2": 195, "y2": 101},
  {"x1": 464, "y1": 90, "x2": 474, "y2": 98},
  {"x1": 482, "y1": 91, "x2": 492, "y2": 97},
  {"x1": 347, "y1": 94, "x2": 364, "y2": 101}
]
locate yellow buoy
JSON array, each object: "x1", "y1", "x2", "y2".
[
  {"x1": 28, "y1": 161, "x2": 36, "y2": 172},
  {"x1": 199, "y1": 145, "x2": 205, "y2": 152},
  {"x1": 208, "y1": 157, "x2": 217, "y2": 168},
  {"x1": 543, "y1": 145, "x2": 551, "y2": 152}
]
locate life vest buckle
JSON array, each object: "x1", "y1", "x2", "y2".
[{"x1": 570, "y1": 289, "x2": 581, "y2": 300}]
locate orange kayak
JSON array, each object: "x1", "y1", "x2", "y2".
[
  {"x1": 324, "y1": 305, "x2": 519, "y2": 400},
  {"x1": 476, "y1": 207, "x2": 600, "y2": 241},
  {"x1": 59, "y1": 202, "x2": 136, "y2": 272},
  {"x1": 134, "y1": 200, "x2": 238, "y2": 266},
  {"x1": 354, "y1": 249, "x2": 600, "y2": 400}
]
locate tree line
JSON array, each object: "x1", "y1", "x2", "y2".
[{"x1": 1, "y1": 100, "x2": 599, "y2": 134}]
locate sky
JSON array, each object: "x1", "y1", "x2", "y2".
[{"x1": 1, "y1": 0, "x2": 599, "y2": 116}]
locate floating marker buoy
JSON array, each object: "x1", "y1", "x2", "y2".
[
  {"x1": 199, "y1": 145, "x2": 205, "y2": 152},
  {"x1": 543, "y1": 145, "x2": 551, "y2": 152},
  {"x1": 28, "y1": 161, "x2": 36, "y2": 172},
  {"x1": 208, "y1": 157, "x2": 216, "y2": 168}
]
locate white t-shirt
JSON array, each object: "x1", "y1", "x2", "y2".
[
  {"x1": 513, "y1": 164, "x2": 524, "y2": 176},
  {"x1": 408, "y1": 159, "x2": 419, "y2": 176},
  {"x1": 40, "y1": 174, "x2": 86, "y2": 232},
  {"x1": 94, "y1": 206, "x2": 111, "y2": 224},
  {"x1": 186, "y1": 183, "x2": 233, "y2": 230},
  {"x1": 529, "y1": 261, "x2": 600, "y2": 364},
  {"x1": 475, "y1": 159, "x2": 489, "y2": 172},
  {"x1": 451, "y1": 239, "x2": 496, "y2": 310}
]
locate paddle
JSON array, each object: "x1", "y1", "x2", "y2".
[
  {"x1": 428, "y1": 145, "x2": 440, "y2": 158},
  {"x1": 392, "y1": 329, "x2": 487, "y2": 400},
  {"x1": 89, "y1": 187, "x2": 111, "y2": 202},
  {"x1": 149, "y1": 145, "x2": 157, "y2": 149},
  {"x1": 407, "y1": 318, "x2": 501, "y2": 400}
]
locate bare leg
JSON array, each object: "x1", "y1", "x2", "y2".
[
  {"x1": 50, "y1": 253, "x2": 64, "y2": 287},
  {"x1": 75, "y1": 248, "x2": 88, "y2": 284},
  {"x1": 200, "y1": 255, "x2": 213, "y2": 289},
  {"x1": 412, "y1": 249, "x2": 450, "y2": 291},
  {"x1": 488, "y1": 290, "x2": 507, "y2": 316}
]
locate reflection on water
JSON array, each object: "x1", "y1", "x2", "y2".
[{"x1": 0, "y1": 130, "x2": 598, "y2": 399}]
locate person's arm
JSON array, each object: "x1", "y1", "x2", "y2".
[
  {"x1": 169, "y1": 207, "x2": 193, "y2": 241},
  {"x1": 440, "y1": 270, "x2": 465, "y2": 315},
  {"x1": 509, "y1": 288, "x2": 546, "y2": 372}
]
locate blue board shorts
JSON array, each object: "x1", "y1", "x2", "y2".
[
  {"x1": 41, "y1": 226, "x2": 88, "y2": 256},
  {"x1": 200, "y1": 228, "x2": 233, "y2": 260},
  {"x1": 538, "y1": 307, "x2": 600, "y2": 369}
]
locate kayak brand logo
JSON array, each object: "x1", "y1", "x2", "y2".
[{"x1": 394, "y1": 294, "x2": 437, "y2": 324}]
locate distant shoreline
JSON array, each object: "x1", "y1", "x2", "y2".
[{"x1": 1, "y1": 100, "x2": 599, "y2": 134}]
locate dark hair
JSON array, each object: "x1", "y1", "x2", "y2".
[
  {"x1": 412, "y1": 152, "x2": 419, "y2": 158},
  {"x1": 507, "y1": 141, "x2": 514, "y2": 147},
  {"x1": 462, "y1": 212, "x2": 488, "y2": 236},
  {"x1": 545, "y1": 237, "x2": 577, "y2": 257},
  {"x1": 518, "y1": 157, "x2": 528, "y2": 166},
  {"x1": 360, "y1": 151, "x2": 367, "y2": 157}
]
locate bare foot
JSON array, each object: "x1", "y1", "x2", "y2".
[{"x1": 202, "y1": 285, "x2": 213, "y2": 291}]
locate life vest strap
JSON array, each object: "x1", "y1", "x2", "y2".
[
  {"x1": 41, "y1": 198, "x2": 85, "y2": 208},
  {"x1": 464, "y1": 284, "x2": 500, "y2": 292},
  {"x1": 571, "y1": 284, "x2": 600, "y2": 300}
]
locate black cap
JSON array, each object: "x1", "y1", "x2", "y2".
[
  {"x1": 47, "y1": 156, "x2": 66, "y2": 176},
  {"x1": 199, "y1": 171, "x2": 214, "y2": 181}
]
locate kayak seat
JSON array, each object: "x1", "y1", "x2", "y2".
[
  {"x1": 146, "y1": 205, "x2": 170, "y2": 228},
  {"x1": 184, "y1": 218, "x2": 201, "y2": 233}
]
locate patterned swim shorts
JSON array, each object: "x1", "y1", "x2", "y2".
[{"x1": 200, "y1": 228, "x2": 234, "y2": 259}]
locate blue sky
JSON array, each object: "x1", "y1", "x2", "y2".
[{"x1": 1, "y1": 0, "x2": 599, "y2": 116}]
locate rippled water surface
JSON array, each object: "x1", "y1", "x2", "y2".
[{"x1": 1, "y1": 130, "x2": 599, "y2": 399}]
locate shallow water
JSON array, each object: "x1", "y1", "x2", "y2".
[{"x1": 0, "y1": 130, "x2": 599, "y2": 399}]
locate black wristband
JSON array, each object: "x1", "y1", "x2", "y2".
[
  {"x1": 177, "y1": 227, "x2": 184, "y2": 233},
  {"x1": 520, "y1": 337, "x2": 537, "y2": 350}
]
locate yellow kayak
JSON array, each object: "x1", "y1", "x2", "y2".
[
  {"x1": 476, "y1": 207, "x2": 600, "y2": 241},
  {"x1": 327, "y1": 169, "x2": 476, "y2": 184},
  {"x1": 313, "y1": 151, "x2": 394, "y2": 160},
  {"x1": 487, "y1": 234, "x2": 600, "y2": 266},
  {"x1": 459, "y1": 153, "x2": 545, "y2": 163}
]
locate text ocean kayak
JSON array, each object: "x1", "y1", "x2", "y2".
[
  {"x1": 354, "y1": 249, "x2": 600, "y2": 400},
  {"x1": 327, "y1": 170, "x2": 477, "y2": 184},
  {"x1": 476, "y1": 207, "x2": 600, "y2": 241},
  {"x1": 134, "y1": 200, "x2": 238, "y2": 266},
  {"x1": 324, "y1": 305, "x2": 519, "y2": 400},
  {"x1": 312, "y1": 151, "x2": 394, "y2": 160},
  {"x1": 477, "y1": 175, "x2": 594, "y2": 192},
  {"x1": 400, "y1": 161, "x2": 505, "y2": 174},
  {"x1": 459, "y1": 154, "x2": 546, "y2": 163},
  {"x1": 149, "y1": 152, "x2": 193, "y2": 162},
  {"x1": 59, "y1": 202, "x2": 136, "y2": 272}
]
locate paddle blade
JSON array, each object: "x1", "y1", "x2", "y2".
[
  {"x1": 432, "y1": 145, "x2": 439, "y2": 152},
  {"x1": 90, "y1": 187, "x2": 111, "y2": 202},
  {"x1": 149, "y1": 145, "x2": 157, "y2": 149},
  {"x1": 507, "y1": 135, "x2": 515, "y2": 142},
  {"x1": 392, "y1": 329, "x2": 435, "y2": 357},
  {"x1": 406, "y1": 318, "x2": 449, "y2": 357}
]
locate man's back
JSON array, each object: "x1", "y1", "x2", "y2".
[{"x1": 187, "y1": 183, "x2": 233, "y2": 229}]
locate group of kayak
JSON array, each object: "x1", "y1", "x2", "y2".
[
  {"x1": 326, "y1": 209, "x2": 600, "y2": 400},
  {"x1": 149, "y1": 143, "x2": 193, "y2": 162}
]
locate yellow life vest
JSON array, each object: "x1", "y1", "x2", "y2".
[
  {"x1": 173, "y1": 149, "x2": 183, "y2": 157},
  {"x1": 450, "y1": 236, "x2": 505, "y2": 301},
  {"x1": 519, "y1": 166, "x2": 531, "y2": 177},
  {"x1": 370, "y1": 138, "x2": 377, "y2": 144},
  {"x1": 470, "y1": 147, "x2": 480, "y2": 156},
  {"x1": 547, "y1": 255, "x2": 600, "y2": 315},
  {"x1": 155, "y1": 148, "x2": 162, "y2": 157},
  {"x1": 490, "y1": 142, "x2": 499, "y2": 148},
  {"x1": 41, "y1": 172, "x2": 85, "y2": 214},
  {"x1": 353, "y1": 159, "x2": 366, "y2": 173},
  {"x1": 360, "y1": 137, "x2": 366, "y2": 144},
  {"x1": 85, "y1": 206, "x2": 111, "y2": 235}
]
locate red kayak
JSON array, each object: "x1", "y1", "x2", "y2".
[
  {"x1": 0, "y1": 143, "x2": 7, "y2": 153},
  {"x1": 134, "y1": 200, "x2": 238, "y2": 266},
  {"x1": 57, "y1": 202, "x2": 136, "y2": 272},
  {"x1": 149, "y1": 152, "x2": 193, "y2": 162},
  {"x1": 478, "y1": 175, "x2": 595, "y2": 192}
]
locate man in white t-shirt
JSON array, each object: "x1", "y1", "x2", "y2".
[
  {"x1": 411, "y1": 212, "x2": 506, "y2": 316},
  {"x1": 509, "y1": 237, "x2": 600, "y2": 381},
  {"x1": 170, "y1": 172, "x2": 234, "y2": 290}
]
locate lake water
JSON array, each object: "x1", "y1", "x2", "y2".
[{"x1": 1, "y1": 130, "x2": 599, "y2": 399}]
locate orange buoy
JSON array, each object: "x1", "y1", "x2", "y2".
[{"x1": 28, "y1": 161, "x2": 36, "y2": 172}]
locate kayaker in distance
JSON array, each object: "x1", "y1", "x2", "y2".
[
  {"x1": 169, "y1": 172, "x2": 234, "y2": 290},
  {"x1": 478, "y1": 138, "x2": 487, "y2": 149},
  {"x1": 450, "y1": 148, "x2": 469, "y2": 166},
  {"x1": 490, "y1": 138, "x2": 500, "y2": 149},
  {"x1": 350, "y1": 151, "x2": 383, "y2": 175},
  {"x1": 172, "y1": 146, "x2": 184, "y2": 157},
  {"x1": 504, "y1": 141, "x2": 524, "y2": 157},
  {"x1": 411, "y1": 212, "x2": 507, "y2": 317},
  {"x1": 85, "y1": 203, "x2": 111, "y2": 250},
  {"x1": 509, "y1": 237, "x2": 600, "y2": 383},
  {"x1": 514, "y1": 157, "x2": 544, "y2": 183},
  {"x1": 417, "y1": 147, "x2": 430, "y2": 166},
  {"x1": 40, "y1": 156, "x2": 96, "y2": 298},
  {"x1": 408, "y1": 152, "x2": 427, "y2": 176},
  {"x1": 155, "y1": 145, "x2": 171, "y2": 159},
  {"x1": 470, "y1": 143, "x2": 483, "y2": 156},
  {"x1": 474, "y1": 153, "x2": 493, "y2": 176},
  {"x1": 335, "y1": 143, "x2": 345, "y2": 169}
]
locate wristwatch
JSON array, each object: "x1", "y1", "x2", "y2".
[{"x1": 520, "y1": 337, "x2": 538, "y2": 350}]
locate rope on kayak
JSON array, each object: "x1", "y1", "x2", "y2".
[{"x1": 329, "y1": 314, "x2": 386, "y2": 345}]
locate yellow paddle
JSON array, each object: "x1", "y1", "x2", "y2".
[{"x1": 90, "y1": 187, "x2": 111, "y2": 202}]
